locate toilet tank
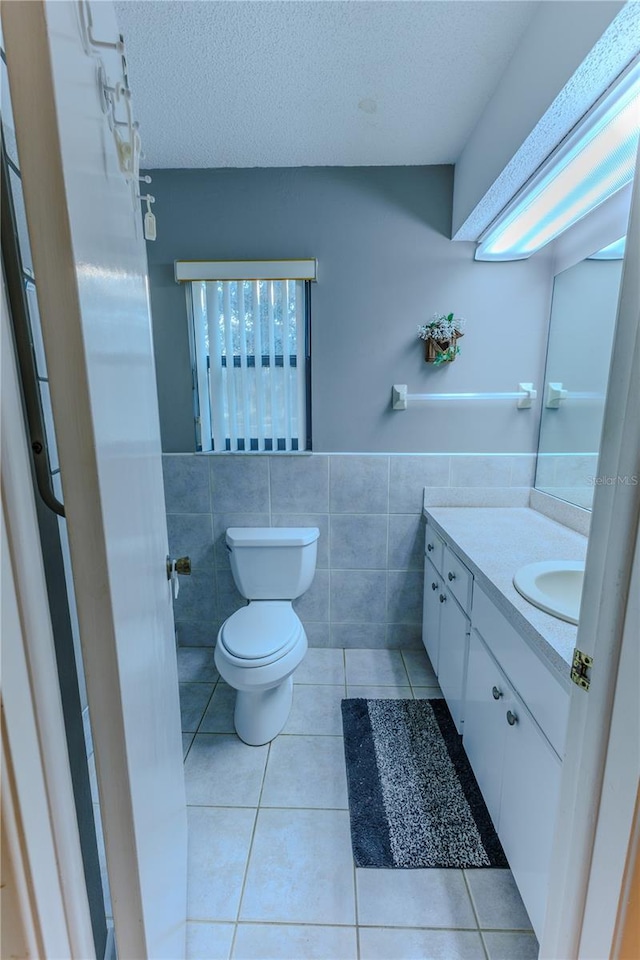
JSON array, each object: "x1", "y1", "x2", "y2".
[{"x1": 226, "y1": 527, "x2": 320, "y2": 600}]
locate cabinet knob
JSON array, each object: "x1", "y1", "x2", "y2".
[
  {"x1": 427, "y1": 543, "x2": 434, "y2": 552},
  {"x1": 431, "y1": 582, "x2": 438, "y2": 591},
  {"x1": 506, "y1": 710, "x2": 518, "y2": 726},
  {"x1": 448, "y1": 571, "x2": 456, "y2": 582},
  {"x1": 439, "y1": 593, "x2": 447, "y2": 603},
  {"x1": 492, "y1": 686, "x2": 502, "y2": 700}
]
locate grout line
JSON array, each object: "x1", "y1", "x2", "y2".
[
  {"x1": 398, "y1": 648, "x2": 411, "y2": 689},
  {"x1": 462, "y1": 869, "x2": 483, "y2": 936},
  {"x1": 185, "y1": 916, "x2": 536, "y2": 934},
  {"x1": 182, "y1": 732, "x2": 196, "y2": 765},
  {"x1": 184, "y1": 678, "x2": 219, "y2": 750},
  {"x1": 233, "y1": 738, "x2": 272, "y2": 934},
  {"x1": 478, "y1": 928, "x2": 492, "y2": 960},
  {"x1": 400, "y1": 650, "x2": 416, "y2": 699},
  {"x1": 184, "y1": 803, "x2": 351, "y2": 814},
  {"x1": 191, "y1": 724, "x2": 342, "y2": 744}
]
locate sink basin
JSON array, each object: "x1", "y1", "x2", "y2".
[{"x1": 513, "y1": 561, "x2": 585, "y2": 625}]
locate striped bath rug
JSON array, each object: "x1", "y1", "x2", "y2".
[{"x1": 341, "y1": 698, "x2": 508, "y2": 869}]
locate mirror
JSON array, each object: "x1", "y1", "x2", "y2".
[{"x1": 535, "y1": 238, "x2": 625, "y2": 510}]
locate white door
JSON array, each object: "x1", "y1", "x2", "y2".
[{"x1": 2, "y1": 3, "x2": 187, "y2": 958}]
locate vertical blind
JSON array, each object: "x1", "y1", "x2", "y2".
[{"x1": 191, "y1": 278, "x2": 307, "y2": 452}]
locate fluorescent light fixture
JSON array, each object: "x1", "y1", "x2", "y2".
[
  {"x1": 587, "y1": 235, "x2": 626, "y2": 259},
  {"x1": 476, "y1": 60, "x2": 640, "y2": 261}
]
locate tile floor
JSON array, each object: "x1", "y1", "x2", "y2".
[{"x1": 179, "y1": 646, "x2": 539, "y2": 960}]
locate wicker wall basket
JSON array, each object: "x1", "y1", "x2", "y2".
[{"x1": 424, "y1": 330, "x2": 463, "y2": 363}]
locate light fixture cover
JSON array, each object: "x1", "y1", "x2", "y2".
[
  {"x1": 587, "y1": 236, "x2": 626, "y2": 259},
  {"x1": 476, "y1": 60, "x2": 640, "y2": 261}
]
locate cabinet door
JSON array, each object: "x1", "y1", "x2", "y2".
[
  {"x1": 463, "y1": 630, "x2": 512, "y2": 828},
  {"x1": 498, "y1": 697, "x2": 562, "y2": 940},
  {"x1": 422, "y1": 559, "x2": 442, "y2": 674},
  {"x1": 437, "y1": 590, "x2": 469, "y2": 733}
]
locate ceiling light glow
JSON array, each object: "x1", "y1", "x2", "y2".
[
  {"x1": 476, "y1": 61, "x2": 640, "y2": 261},
  {"x1": 587, "y1": 236, "x2": 626, "y2": 259}
]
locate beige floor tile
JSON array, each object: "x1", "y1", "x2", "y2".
[
  {"x1": 346, "y1": 684, "x2": 412, "y2": 699},
  {"x1": 200, "y1": 682, "x2": 236, "y2": 733},
  {"x1": 186, "y1": 921, "x2": 235, "y2": 959},
  {"x1": 402, "y1": 648, "x2": 438, "y2": 686},
  {"x1": 412, "y1": 686, "x2": 444, "y2": 699},
  {"x1": 482, "y1": 931, "x2": 539, "y2": 959},
  {"x1": 187, "y1": 807, "x2": 255, "y2": 921},
  {"x1": 240, "y1": 808, "x2": 355, "y2": 925},
  {"x1": 185, "y1": 734, "x2": 268, "y2": 807},
  {"x1": 261, "y1": 735, "x2": 348, "y2": 809},
  {"x1": 359, "y1": 927, "x2": 486, "y2": 960},
  {"x1": 356, "y1": 868, "x2": 476, "y2": 929},
  {"x1": 465, "y1": 870, "x2": 533, "y2": 930},
  {"x1": 282, "y1": 684, "x2": 345, "y2": 736},
  {"x1": 232, "y1": 923, "x2": 357, "y2": 959},
  {"x1": 345, "y1": 649, "x2": 410, "y2": 686},
  {"x1": 294, "y1": 647, "x2": 346, "y2": 685}
]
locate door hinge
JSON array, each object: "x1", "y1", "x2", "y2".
[{"x1": 571, "y1": 648, "x2": 593, "y2": 691}]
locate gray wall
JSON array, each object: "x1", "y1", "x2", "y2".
[
  {"x1": 146, "y1": 166, "x2": 552, "y2": 454},
  {"x1": 164, "y1": 452, "x2": 535, "y2": 650}
]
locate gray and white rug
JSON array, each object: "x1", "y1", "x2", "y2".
[{"x1": 341, "y1": 698, "x2": 508, "y2": 869}]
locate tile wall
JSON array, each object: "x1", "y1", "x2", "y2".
[{"x1": 163, "y1": 453, "x2": 535, "y2": 649}]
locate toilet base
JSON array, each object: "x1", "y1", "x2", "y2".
[{"x1": 234, "y1": 675, "x2": 294, "y2": 746}]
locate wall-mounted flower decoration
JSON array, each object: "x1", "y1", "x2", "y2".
[{"x1": 417, "y1": 312, "x2": 466, "y2": 365}]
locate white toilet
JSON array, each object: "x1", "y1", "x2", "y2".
[{"x1": 214, "y1": 526, "x2": 320, "y2": 746}]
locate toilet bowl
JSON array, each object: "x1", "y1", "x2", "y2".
[{"x1": 214, "y1": 527, "x2": 319, "y2": 745}]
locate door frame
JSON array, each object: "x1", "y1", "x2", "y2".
[
  {"x1": 1, "y1": 272, "x2": 96, "y2": 960},
  {"x1": 541, "y1": 155, "x2": 640, "y2": 958},
  {"x1": 2, "y1": 3, "x2": 187, "y2": 956}
]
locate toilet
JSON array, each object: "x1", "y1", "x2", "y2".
[{"x1": 214, "y1": 526, "x2": 320, "y2": 745}]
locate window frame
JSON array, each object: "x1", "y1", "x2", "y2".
[{"x1": 182, "y1": 264, "x2": 313, "y2": 453}]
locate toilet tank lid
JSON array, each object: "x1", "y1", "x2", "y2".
[{"x1": 226, "y1": 527, "x2": 320, "y2": 548}]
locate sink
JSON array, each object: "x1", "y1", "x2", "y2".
[{"x1": 513, "y1": 560, "x2": 585, "y2": 625}]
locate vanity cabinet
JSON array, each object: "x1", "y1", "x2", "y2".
[
  {"x1": 464, "y1": 589, "x2": 566, "y2": 940},
  {"x1": 422, "y1": 514, "x2": 570, "y2": 940}
]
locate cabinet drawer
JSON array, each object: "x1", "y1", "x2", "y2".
[
  {"x1": 472, "y1": 585, "x2": 569, "y2": 757},
  {"x1": 443, "y1": 545, "x2": 472, "y2": 613},
  {"x1": 424, "y1": 522, "x2": 444, "y2": 573}
]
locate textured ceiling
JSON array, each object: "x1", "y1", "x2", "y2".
[{"x1": 114, "y1": 0, "x2": 538, "y2": 168}]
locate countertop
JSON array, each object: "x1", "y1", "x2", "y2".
[{"x1": 423, "y1": 505, "x2": 588, "y2": 689}]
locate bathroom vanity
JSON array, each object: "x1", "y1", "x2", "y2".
[{"x1": 422, "y1": 505, "x2": 588, "y2": 939}]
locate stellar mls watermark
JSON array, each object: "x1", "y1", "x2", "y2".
[{"x1": 586, "y1": 475, "x2": 639, "y2": 486}]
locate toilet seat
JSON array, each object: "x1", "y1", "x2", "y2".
[{"x1": 219, "y1": 602, "x2": 303, "y2": 666}]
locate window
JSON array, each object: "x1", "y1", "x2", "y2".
[{"x1": 177, "y1": 260, "x2": 315, "y2": 452}]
